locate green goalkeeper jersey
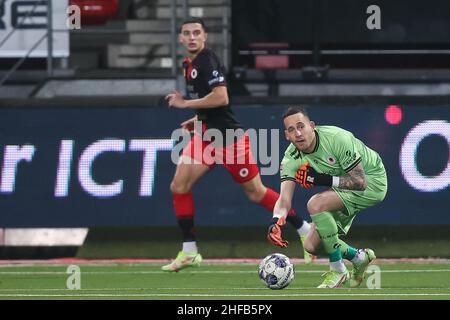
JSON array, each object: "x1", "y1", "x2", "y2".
[{"x1": 280, "y1": 126, "x2": 385, "y2": 182}]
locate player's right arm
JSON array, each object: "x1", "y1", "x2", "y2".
[
  {"x1": 273, "y1": 180, "x2": 296, "y2": 220},
  {"x1": 267, "y1": 153, "x2": 298, "y2": 247},
  {"x1": 184, "y1": 86, "x2": 229, "y2": 109},
  {"x1": 165, "y1": 86, "x2": 228, "y2": 109},
  {"x1": 268, "y1": 181, "x2": 295, "y2": 248}
]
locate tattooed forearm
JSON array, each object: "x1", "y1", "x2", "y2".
[{"x1": 338, "y1": 163, "x2": 367, "y2": 191}]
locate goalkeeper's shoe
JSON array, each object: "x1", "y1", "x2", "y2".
[
  {"x1": 161, "y1": 251, "x2": 202, "y2": 272},
  {"x1": 317, "y1": 270, "x2": 349, "y2": 288},
  {"x1": 300, "y1": 235, "x2": 316, "y2": 265},
  {"x1": 349, "y1": 248, "x2": 376, "y2": 288}
]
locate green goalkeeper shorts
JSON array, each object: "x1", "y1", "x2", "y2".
[{"x1": 331, "y1": 172, "x2": 388, "y2": 235}]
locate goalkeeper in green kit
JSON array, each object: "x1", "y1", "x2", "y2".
[{"x1": 268, "y1": 106, "x2": 388, "y2": 288}]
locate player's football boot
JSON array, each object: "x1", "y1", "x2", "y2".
[
  {"x1": 317, "y1": 270, "x2": 349, "y2": 288},
  {"x1": 349, "y1": 248, "x2": 376, "y2": 288},
  {"x1": 161, "y1": 251, "x2": 203, "y2": 272},
  {"x1": 300, "y1": 235, "x2": 316, "y2": 265}
]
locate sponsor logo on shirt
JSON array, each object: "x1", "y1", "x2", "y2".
[{"x1": 208, "y1": 76, "x2": 224, "y2": 86}]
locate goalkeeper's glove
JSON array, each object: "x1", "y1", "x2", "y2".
[
  {"x1": 267, "y1": 216, "x2": 288, "y2": 248},
  {"x1": 295, "y1": 162, "x2": 334, "y2": 188}
]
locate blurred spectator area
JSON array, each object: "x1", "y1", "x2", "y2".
[
  {"x1": 70, "y1": 0, "x2": 230, "y2": 75},
  {"x1": 232, "y1": 0, "x2": 450, "y2": 95},
  {"x1": 0, "y1": 0, "x2": 231, "y2": 84},
  {"x1": 2, "y1": 0, "x2": 450, "y2": 98}
]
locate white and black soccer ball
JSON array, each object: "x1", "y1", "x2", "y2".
[{"x1": 258, "y1": 253, "x2": 294, "y2": 290}]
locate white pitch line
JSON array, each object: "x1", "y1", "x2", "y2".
[
  {"x1": 0, "y1": 269, "x2": 449, "y2": 275},
  {"x1": 0, "y1": 258, "x2": 449, "y2": 267},
  {"x1": 0, "y1": 293, "x2": 450, "y2": 297},
  {"x1": 0, "y1": 287, "x2": 449, "y2": 292}
]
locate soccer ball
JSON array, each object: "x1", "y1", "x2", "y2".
[{"x1": 258, "y1": 253, "x2": 294, "y2": 290}]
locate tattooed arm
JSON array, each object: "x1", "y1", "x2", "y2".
[{"x1": 338, "y1": 162, "x2": 367, "y2": 191}]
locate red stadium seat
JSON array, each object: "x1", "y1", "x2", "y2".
[
  {"x1": 249, "y1": 43, "x2": 290, "y2": 69},
  {"x1": 255, "y1": 55, "x2": 289, "y2": 69},
  {"x1": 70, "y1": 0, "x2": 119, "y2": 25}
]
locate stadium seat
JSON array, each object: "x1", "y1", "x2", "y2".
[
  {"x1": 70, "y1": 0, "x2": 119, "y2": 25},
  {"x1": 250, "y1": 43, "x2": 290, "y2": 69}
]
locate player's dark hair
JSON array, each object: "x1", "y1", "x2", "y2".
[
  {"x1": 282, "y1": 106, "x2": 310, "y2": 119},
  {"x1": 179, "y1": 17, "x2": 207, "y2": 33}
]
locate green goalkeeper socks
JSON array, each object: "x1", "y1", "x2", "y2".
[
  {"x1": 311, "y1": 211, "x2": 342, "y2": 262},
  {"x1": 310, "y1": 211, "x2": 358, "y2": 261},
  {"x1": 338, "y1": 240, "x2": 358, "y2": 260}
]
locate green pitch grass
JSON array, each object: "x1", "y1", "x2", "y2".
[{"x1": 0, "y1": 262, "x2": 449, "y2": 300}]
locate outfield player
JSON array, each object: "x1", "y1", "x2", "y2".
[
  {"x1": 267, "y1": 106, "x2": 387, "y2": 288},
  {"x1": 162, "y1": 19, "x2": 313, "y2": 271}
]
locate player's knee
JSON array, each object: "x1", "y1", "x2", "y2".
[
  {"x1": 306, "y1": 196, "x2": 325, "y2": 215},
  {"x1": 245, "y1": 189, "x2": 262, "y2": 203},
  {"x1": 244, "y1": 187, "x2": 265, "y2": 203},
  {"x1": 170, "y1": 180, "x2": 191, "y2": 194}
]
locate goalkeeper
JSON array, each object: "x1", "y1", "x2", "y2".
[{"x1": 267, "y1": 106, "x2": 387, "y2": 288}]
